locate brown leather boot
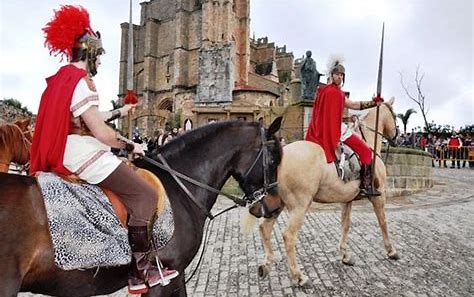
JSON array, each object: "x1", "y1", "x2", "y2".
[
  {"x1": 359, "y1": 164, "x2": 381, "y2": 197},
  {"x1": 128, "y1": 225, "x2": 179, "y2": 294}
]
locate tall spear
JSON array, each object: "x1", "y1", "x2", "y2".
[
  {"x1": 124, "y1": 0, "x2": 138, "y2": 140},
  {"x1": 371, "y1": 23, "x2": 385, "y2": 186}
]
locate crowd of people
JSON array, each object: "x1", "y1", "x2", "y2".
[
  {"x1": 112, "y1": 126, "x2": 186, "y2": 158},
  {"x1": 394, "y1": 132, "x2": 473, "y2": 168}
]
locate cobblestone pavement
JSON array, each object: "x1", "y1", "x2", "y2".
[{"x1": 19, "y1": 168, "x2": 474, "y2": 297}]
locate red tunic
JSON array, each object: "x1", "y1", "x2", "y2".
[
  {"x1": 305, "y1": 84, "x2": 345, "y2": 163},
  {"x1": 30, "y1": 64, "x2": 87, "y2": 176}
]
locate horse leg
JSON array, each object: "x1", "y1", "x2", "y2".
[
  {"x1": 339, "y1": 201, "x2": 356, "y2": 265},
  {"x1": 283, "y1": 207, "x2": 309, "y2": 286},
  {"x1": 2, "y1": 262, "x2": 22, "y2": 297},
  {"x1": 169, "y1": 276, "x2": 187, "y2": 297},
  {"x1": 370, "y1": 195, "x2": 400, "y2": 260},
  {"x1": 258, "y1": 215, "x2": 279, "y2": 279}
]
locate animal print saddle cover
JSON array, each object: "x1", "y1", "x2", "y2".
[
  {"x1": 335, "y1": 143, "x2": 361, "y2": 182},
  {"x1": 37, "y1": 172, "x2": 174, "y2": 270}
]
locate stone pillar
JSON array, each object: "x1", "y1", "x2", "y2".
[
  {"x1": 222, "y1": 0, "x2": 232, "y2": 42},
  {"x1": 119, "y1": 23, "x2": 131, "y2": 98},
  {"x1": 202, "y1": 0, "x2": 212, "y2": 46},
  {"x1": 233, "y1": 0, "x2": 249, "y2": 86},
  {"x1": 143, "y1": 20, "x2": 158, "y2": 94},
  {"x1": 290, "y1": 79, "x2": 301, "y2": 104}
]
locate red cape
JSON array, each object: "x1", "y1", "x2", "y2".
[
  {"x1": 305, "y1": 84, "x2": 345, "y2": 163},
  {"x1": 30, "y1": 64, "x2": 87, "y2": 176}
]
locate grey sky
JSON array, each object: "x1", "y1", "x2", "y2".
[{"x1": 1, "y1": 0, "x2": 472, "y2": 131}]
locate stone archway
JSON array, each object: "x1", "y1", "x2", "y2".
[{"x1": 158, "y1": 98, "x2": 173, "y2": 112}]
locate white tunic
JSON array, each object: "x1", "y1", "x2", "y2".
[{"x1": 62, "y1": 78, "x2": 121, "y2": 184}]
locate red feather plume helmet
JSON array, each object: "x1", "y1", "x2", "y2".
[
  {"x1": 43, "y1": 5, "x2": 104, "y2": 76},
  {"x1": 43, "y1": 5, "x2": 92, "y2": 60}
]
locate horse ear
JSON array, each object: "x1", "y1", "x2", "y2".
[
  {"x1": 268, "y1": 116, "x2": 283, "y2": 135},
  {"x1": 15, "y1": 118, "x2": 30, "y2": 131},
  {"x1": 388, "y1": 96, "x2": 395, "y2": 106}
]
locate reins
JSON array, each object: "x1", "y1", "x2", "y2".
[
  {"x1": 150, "y1": 154, "x2": 244, "y2": 220},
  {"x1": 119, "y1": 126, "x2": 277, "y2": 284},
  {"x1": 361, "y1": 124, "x2": 393, "y2": 162},
  {"x1": 117, "y1": 127, "x2": 275, "y2": 219},
  {"x1": 357, "y1": 104, "x2": 398, "y2": 163}
]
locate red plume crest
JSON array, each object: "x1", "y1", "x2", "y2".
[{"x1": 43, "y1": 5, "x2": 93, "y2": 61}]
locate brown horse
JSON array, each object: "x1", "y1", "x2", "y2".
[
  {"x1": 1, "y1": 118, "x2": 282, "y2": 297},
  {"x1": 0, "y1": 118, "x2": 32, "y2": 173},
  {"x1": 254, "y1": 99, "x2": 399, "y2": 286}
]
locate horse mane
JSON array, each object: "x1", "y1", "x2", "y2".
[
  {"x1": 359, "y1": 102, "x2": 392, "y2": 123},
  {"x1": 156, "y1": 120, "x2": 259, "y2": 159}
]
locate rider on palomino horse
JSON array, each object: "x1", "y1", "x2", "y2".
[
  {"x1": 305, "y1": 57, "x2": 383, "y2": 197},
  {"x1": 29, "y1": 5, "x2": 178, "y2": 294}
]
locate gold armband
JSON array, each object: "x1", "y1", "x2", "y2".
[
  {"x1": 106, "y1": 109, "x2": 121, "y2": 122},
  {"x1": 359, "y1": 101, "x2": 377, "y2": 110}
]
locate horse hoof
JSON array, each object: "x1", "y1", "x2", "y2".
[
  {"x1": 258, "y1": 265, "x2": 269, "y2": 279},
  {"x1": 388, "y1": 251, "x2": 400, "y2": 260},
  {"x1": 298, "y1": 274, "x2": 310, "y2": 287},
  {"x1": 342, "y1": 256, "x2": 356, "y2": 266}
]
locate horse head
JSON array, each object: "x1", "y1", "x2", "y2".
[
  {"x1": 14, "y1": 117, "x2": 33, "y2": 143},
  {"x1": 231, "y1": 117, "x2": 283, "y2": 205},
  {"x1": 0, "y1": 119, "x2": 31, "y2": 172},
  {"x1": 381, "y1": 97, "x2": 399, "y2": 146}
]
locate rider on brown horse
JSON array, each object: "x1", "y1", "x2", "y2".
[
  {"x1": 30, "y1": 5, "x2": 177, "y2": 294},
  {"x1": 305, "y1": 57, "x2": 383, "y2": 197}
]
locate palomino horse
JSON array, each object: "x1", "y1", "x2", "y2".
[
  {"x1": 0, "y1": 118, "x2": 32, "y2": 173},
  {"x1": 1, "y1": 118, "x2": 282, "y2": 297},
  {"x1": 256, "y1": 98, "x2": 399, "y2": 286}
]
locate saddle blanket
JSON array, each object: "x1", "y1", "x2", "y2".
[{"x1": 37, "y1": 172, "x2": 174, "y2": 270}]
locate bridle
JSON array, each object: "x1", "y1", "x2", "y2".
[
  {"x1": 119, "y1": 126, "x2": 277, "y2": 220},
  {"x1": 358, "y1": 103, "x2": 399, "y2": 161},
  {"x1": 241, "y1": 126, "x2": 278, "y2": 203}
]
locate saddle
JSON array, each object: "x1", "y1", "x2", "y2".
[
  {"x1": 36, "y1": 169, "x2": 175, "y2": 270},
  {"x1": 335, "y1": 143, "x2": 361, "y2": 182},
  {"x1": 58, "y1": 160, "x2": 166, "y2": 227}
]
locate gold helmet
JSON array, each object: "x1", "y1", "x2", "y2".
[{"x1": 327, "y1": 55, "x2": 346, "y2": 83}]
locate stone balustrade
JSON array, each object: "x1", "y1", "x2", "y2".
[{"x1": 382, "y1": 146, "x2": 433, "y2": 197}]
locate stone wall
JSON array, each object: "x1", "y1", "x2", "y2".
[
  {"x1": 196, "y1": 44, "x2": 234, "y2": 104},
  {"x1": 383, "y1": 147, "x2": 433, "y2": 197}
]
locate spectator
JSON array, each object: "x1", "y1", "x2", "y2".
[
  {"x1": 448, "y1": 134, "x2": 462, "y2": 168},
  {"x1": 463, "y1": 134, "x2": 473, "y2": 168}
]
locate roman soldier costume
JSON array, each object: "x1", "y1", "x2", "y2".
[
  {"x1": 30, "y1": 5, "x2": 178, "y2": 294},
  {"x1": 305, "y1": 58, "x2": 381, "y2": 197}
]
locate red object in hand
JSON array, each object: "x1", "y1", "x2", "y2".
[
  {"x1": 124, "y1": 89, "x2": 138, "y2": 105},
  {"x1": 373, "y1": 95, "x2": 384, "y2": 103}
]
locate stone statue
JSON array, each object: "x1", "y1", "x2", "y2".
[{"x1": 300, "y1": 50, "x2": 321, "y2": 100}]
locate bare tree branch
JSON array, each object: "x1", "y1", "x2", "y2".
[{"x1": 399, "y1": 65, "x2": 431, "y2": 133}]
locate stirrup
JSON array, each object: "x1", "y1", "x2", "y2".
[{"x1": 149, "y1": 255, "x2": 179, "y2": 287}]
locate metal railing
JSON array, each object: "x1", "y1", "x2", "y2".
[{"x1": 426, "y1": 145, "x2": 474, "y2": 168}]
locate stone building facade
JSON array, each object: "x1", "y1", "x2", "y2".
[{"x1": 118, "y1": 0, "x2": 309, "y2": 140}]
